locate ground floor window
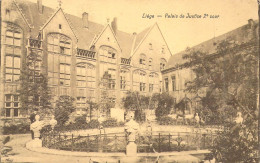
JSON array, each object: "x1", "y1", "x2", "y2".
[{"x1": 5, "y1": 94, "x2": 19, "y2": 117}]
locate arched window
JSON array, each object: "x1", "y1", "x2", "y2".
[
  {"x1": 47, "y1": 33, "x2": 72, "y2": 95},
  {"x1": 160, "y1": 58, "x2": 167, "y2": 71}
]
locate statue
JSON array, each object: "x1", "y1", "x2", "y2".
[
  {"x1": 235, "y1": 112, "x2": 243, "y2": 124},
  {"x1": 195, "y1": 113, "x2": 200, "y2": 125},
  {"x1": 124, "y1": 116, "x2": 139, "y2": 156},
  {"x1": 27, "y1": 115, "x2": 45, "y2": 148},
  {"x1": 49, "y1": 115, "x2": 57, "y2": 130},
  {"x1": 30, "y1": 115, "x2": 45, "y2": 139}
]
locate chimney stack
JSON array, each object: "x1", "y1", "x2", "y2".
[
  {"x1": 111, "y1": 17, "x2": 117, "y2": 35},
  {"x1": 37, "y1": 0, "x2": 43, "y2": 14},
  {"x1": 82, "y1": 12, "x2": 89, "y2": 28},
  {"x1": 248, "y1": 19, "x2": 254, "y2": 28}
]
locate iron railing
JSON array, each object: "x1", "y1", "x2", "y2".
[{"x1": 42, "y1": 130, "x2": 217, "y2": 153}]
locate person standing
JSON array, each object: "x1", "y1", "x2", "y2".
[{"x1": 29, "y1": 109, "x2": 38, "y2": 139}]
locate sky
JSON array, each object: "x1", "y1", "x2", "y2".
[{"x1": 27, "y1": 0, "x2": 258, "y2": 54}]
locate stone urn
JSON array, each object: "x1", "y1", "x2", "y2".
[
  {"x1": 124, "y1": 117, "x2": 139, "y2": 156},
  {"x1": 49, "y1": 115, "x2": 57, "y2": 130},
  {"x1": 27, "y1": 115, "x2": 45, "y2": 148}
]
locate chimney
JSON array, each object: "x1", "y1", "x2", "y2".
[
  {"x1": 37, "y1": 0, "x2": 43, "y2": 14},
  {"x1": 82, "y1": 12, "x2": 89, "y2": 28},
  {"x1": 111, "y1": 17, "x2": 117, "y2": 35},
  {"x1": 248, "y1": 19, "x2": 254, "y2": 28}
]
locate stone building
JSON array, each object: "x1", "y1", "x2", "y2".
[
  {"x1": 0, "y1": 0, "x2": 172, "y2": 118},
  {"x1": 161, "y1": 19, "x2": 258, "y2": 116}
]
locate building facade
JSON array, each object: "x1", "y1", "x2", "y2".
[
  {"x1": 0, "y1": 0, "x2": 172, "y2": 118},
  {"x1": 161, "y1": 19, "x2": 258, "y2": 116}
]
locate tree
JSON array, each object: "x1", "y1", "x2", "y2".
[
  {"x1": 54, "y1": 96, "x2": 76, "y2": 126},
  {"x1": 19, "y1": 48, "x2": 52, "y2": 117},
  {"x1": 155, "y1": 93, "x2": 175, "y2": 119},
  {"x1": 182, "y1": 32, "x2": 258, "y2": 161},
  {"x1": 122, "y1": 91, "x2": 150, "y2": 122}
]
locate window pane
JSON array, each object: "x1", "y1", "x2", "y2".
[
  {"x1": 14, "y1": 47, "x2": 21, "y2": 55},
  {"x1": 5, "y1": 37, "x2": 13, "y2": 45},
  {"x1": 5, "y1": 102, "x2": 11, "y2": 108},
  {"x1": 48, "y1": 36, "x2": 54, "y2": 44},
  {"x1": 5, "y1": 108, "x2": 11, "y2": 117},
  {"x1": 13, "y1": 57, "x2": 20, "y2": 68},
  {"x1": 60, "y1": 64, "x2": 65, "y2": 73},
  {"x1": 60, "y1": 55, "x2": 65, "y2": 63},
  {"x1": 65, "y1": 65, "x2": 70, "y2": 74},
  {"x1": 6, "y1": 56, "x2": 13, "y2": 67},
  {"x1": 5, "y1": 95, "x2": 12, "y2": 101},
  {"x1": 14, "y1": 108, "x2": 19, "y2": 117},
  {"x1": 13, "y1": 95, "x2": 19, "y2": 101},
  {"x1": 54, "y1": 60, "x2": 59, "y2": 73},
  {"x1": 6, "y1": 31, "x2": 13, "y2": 37},
  {"x1": 13, "y1": 75, "x2": 19, "y2": 82},
  {"x1": 48, "y1": 44, "x2": 54, "y2": 51},
  {"x1": 6, "y1": 46, "x2": 13, "y2": 54},
  {"x1": 14, "y1": 32, "x2": 21, "y2": 38},
  {"x1": 6, "y1": 74, "x2": 12, "y2": 82},
  {"x1": 48, "y1": 54, "x2": 54, "y2": 71},
  {"x1": 14, "y1": 39, "x2": 21, "y2": 46},
  {"x1": 13, "y1": 102, "x2": 19, "y2": 108},
  {"x1": 65, "y1": 56, "x2": 71, "y2": 64},
  {"x1": 54, "y1": 45, "x2": 59, "y2": 53},
  {"x1": 13, "y1": 69, "x2": 20, "y2": 74}
]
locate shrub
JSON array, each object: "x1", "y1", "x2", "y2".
[
  {"x1": 101, "y1": 118, "x2": 118, "y2": 128},
  {"x1": 157, "y1": 116, "x2": 175, "y2": 125},
  {"x1": 86, "y1": 119, "x2": 100, "y2": 129},
  {"x1": 74, "y1": 115, "x2": 87, "y2": 124},
  {"x1": 3, "y1": 123, "x2": 30, "y2": 135}
]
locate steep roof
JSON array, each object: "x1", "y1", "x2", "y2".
[
  {"x1": 14, "y1": 0, "x2": 134, "y2": 56},
  {"x1": 166, "y1": 21, "x2": 256, "y2": 69}
]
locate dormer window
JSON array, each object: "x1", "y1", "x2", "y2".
[
  {"x1": 149, "y1": 43, "x2": 153, "y2": 50},
  {"x1": 139, "y1": 54, "x2": 146, "y2": 67},
  {"x1": 161, "y1": 47, "x2": 165, "y2": 54}
]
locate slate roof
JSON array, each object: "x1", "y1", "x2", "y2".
[
  {"x1": 13, "y1": 0, "x2": 144, "y2": 58},
  {"x1": 166, "y1": 21, "x2": 256, "y2": 69}
]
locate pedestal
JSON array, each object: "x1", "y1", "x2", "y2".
[
  {"x1": 26, "y1": 138, "x2": 42, "y2": 148},
  {"x1": 126, "y1": 141, "x2": 137, "y2": 156}
]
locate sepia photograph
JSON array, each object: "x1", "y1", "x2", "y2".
[{"x1": 0, "y1": 0, "x2": 259, "y2": 162}]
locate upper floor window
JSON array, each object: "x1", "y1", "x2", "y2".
[
  {"x1": 47, "y1": 33, "x2": 71, "y2": 86},
  {"x1": 139, "y1": 54, "x2": 146, "y2": 68},
  {"x1": 139, "y1": 72, "x2": 146, "y2": 92},
  {"x1": 99, "y1": 46, "x2": 117, "y2": 63},
  {"x1": 148, "y1": 58, "x2": 153, "y2": 69},
  {"x1": 164, "y1": 77, "x2": 169, "y2": 92},
  {"x1": 161, "y1": 47, "x2": 165, "y2": 54},
  {"x1": 120, "y1": 69, "x2": 130, "y2": 90},
  {"x1": 76, "y1": 66, "x2": 86, "y2": 87},
  {"x1": 160, "y1": 58, "x2": 167, "y2": 71},
  {"x1": 172, "y1": 75, "x2": 176, "y2": 91},
  {"x1": 5, "y1": 23, "x2": 22, "y2": 83},
  {"x1": 149, "y1": 43, "x2": 153, "y2": 50}
]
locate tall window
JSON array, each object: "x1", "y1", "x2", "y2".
[
  {"x1": 172, "y1": 75, "x2": 176, "y2": 91},
  {"x1": 47, "y1": 34, "x2": 71, "y2": 94},
  {"x1": 139, "y1": 72, "x2": 146, "y2": 92},
  {"x1": 76, "y1": 66, "x2": 86, "y2": 87},
  {"x1": 5, "y1": 24, "x2": 22, "y2": 82},
  {"x1": 160, "y1": 58, "x2": 167, "y2": 71},
  {"x1": 5, "y1": 94, "x2": 19, "y2": 117},
  {"x1": 86, "y1": 64, "x2": 96, "y2": 88},
  {"x1": 164, "y1": 77, "x2": 169, "y2": 92},
  {"x1": 120, "y1": 69, "x2": 130, "y2": 90},
  {"x1": 139, "y1": 54, "x2": 146, "y2": 68}
]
